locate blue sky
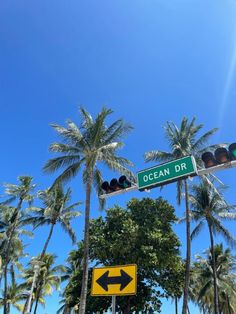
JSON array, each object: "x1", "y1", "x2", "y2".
[{"x1": 1, "y1": 0, "x2": 236, "y2": 313}]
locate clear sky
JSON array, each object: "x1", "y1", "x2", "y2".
[{"x1": 1, "y1": 0, "x2": 236, "y2": 313}]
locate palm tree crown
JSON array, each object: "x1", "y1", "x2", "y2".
[
  {"x1": 190, "y1": 244, "x2": 236, "y2": 314},
  {"x1": 29, "y1": 183, "x2": 81, "y2": 246},
  {"x1": 145, "y1": 117, "x2": 217, "y2": 203},
  {"x1": 189, "y1": 182, "x2": 236, "y2": 246},
  {"x1": 44, "y1": 107, "x2": 134, "y2": 197}
]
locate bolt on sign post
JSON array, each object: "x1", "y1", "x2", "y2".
[{"x1": 137, "y1": 156, "x2": 198, "y2": 191}]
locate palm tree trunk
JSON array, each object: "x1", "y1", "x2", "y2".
[
  {"x1": 40, "y1": 223, "x2": 55, "y2": 259},
  {"x1": 23, "y1": 223, "x2": 55, "y2": 313},
  {"x1": 33, "y1": 281, "x2": 43, "y2": 314},
  {"x1": 3, "y1": 197, "x2": 23, "y2": 314},
  {"x1": 207, "y1": 222, "x2": 219, "y2": 314},
  {"x1": 3, "y1": 262, "x2": 8, "y2": 314},
  {"x1": 182, "y1": 179, "x2": 191, "y2": 314},
  {"x1": 175, "y1": 296, "x2": 178, "y2": 314},
  {"x1": 227, "y1": 294, "x2": 232, "y2": 314},
  {"x1": 79, "y1": 174, "x2": 93, "y2": 314},
  {"x1": 33, "y1": 294, "x2": 39, "y2": 314}
]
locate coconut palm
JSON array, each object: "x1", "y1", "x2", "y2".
[
  {"x1": 0, "y1": 176, "x2": 36, "y2": 314},
  {"x1": 29, "y1": 183, "x2": 81, "y2": 258},
  {"x1": 23, "y1": 183, "x2": 81, "y2": 312},
  {"x1": 43, "y1": 106, "x2": 134, "y2": 314},
  {"x1": 144, "y1": 117, "x2": 217, "y2": 314},
  {"x1": 22, "y1": 253, "x2": 65, "y2": 314},
  {"x1": 0, "y1": 265, "x2": 27, "y2": 314},
  {"x1": 190, "y1": 244, "x2": 236, "y2": 314},
  {"x1": 57, "y1": 246, "x2": 84, "y2": 314},
  {"x1": 188, "y1": 181, "x2": 236, "y2": 314}
]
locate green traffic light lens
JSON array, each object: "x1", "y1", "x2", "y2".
[
  {"x1": 229, "y1": 143, "x2": 236, "y2": 160},
  {"x1": 231, "y1": 149, "x2": 236, "y2": 157}
]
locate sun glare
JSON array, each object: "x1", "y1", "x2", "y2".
[{"x1": 219, "y1": 29, "x2": 236, "y2": 129}]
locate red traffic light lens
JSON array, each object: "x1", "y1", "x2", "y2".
[
  {"x1": 201, "y1": 152, "x2": 217, "y2": 168},
  {"x1": 214, "y1": 147, "x2": 230, "y2": 164},
  {"x1": 101, "y1": 181, "x2": 112, "y2": 193}
]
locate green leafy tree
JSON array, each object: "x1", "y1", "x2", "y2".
[
  {"x1": 44, "y1": 107, "x2": 133, "y2": 314},
  {"x1": 190, "y1": 244, "x2": 236, "y2": 314},
  {"x1": 61, "y1": 197, "x2": 183, "y2": 313},
  {"x1": 188, "y1": 181, "x2": 236, "y2": 314},
  {"x1": 144, "y1": 117, "x2": 217, "y2": 314}
]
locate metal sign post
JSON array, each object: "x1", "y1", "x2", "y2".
[{"x1": 112, "y1": 295, "x2": 116, "y2": 314}]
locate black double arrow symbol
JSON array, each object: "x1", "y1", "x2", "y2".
[{"x1": 96, "y1": 269, "x2": 133, "y2": 291}]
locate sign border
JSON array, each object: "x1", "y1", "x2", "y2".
[
  {"x1": 137, "y1": 156, "x2": 198, "y2": 190},
  {"x1": 91, "y1": 264, "x2": 137, "y2": 297}
]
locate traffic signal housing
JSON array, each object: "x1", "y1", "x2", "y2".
[
  {"x1": 101, "y1": 176, "x2": 132, "y2": 194},
  {"x1": 201, "y1": 143, "x2": 236, "y2": 169}
]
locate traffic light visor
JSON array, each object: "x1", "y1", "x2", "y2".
[
  {"x1": 101, "y1": 181, "x2": 112, "y2": 193},
  {"x1": 214, "y1": 147, "x2": 230, "y2": 164},
  {"x1": 110, "y1": 178, "x2": 122, "y2": 191},
  {"x1": 229, "y1": 143, "x2": 236, "y2": 160},
  {"x1": 119, "y1": 176, "x2": 131, "y2": 188},
  {"x1": 201, "y1": 152, "x2": 217, "y2": 168}
]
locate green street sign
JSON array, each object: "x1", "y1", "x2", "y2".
[{"x1": 137, "y1": 156, "x2": 198, "y2": 191}]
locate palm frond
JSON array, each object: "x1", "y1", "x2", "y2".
[
  {"x1": 60, "y1": 221, "x2": 77, "y2": 244},
  {"x1": 50, "y1": 161, "x2": 83, "y2": 187},
  {"x1": 191, "y1": 221, "x2": 205, "y2": 241},
  {"x1": 192, "y1": 128, "x2": 218, "y2": 152},
  {"x1": 144, "y1": 150, "x2": 173, "y2": 163},
  {"x1": 43, "y1": 155, "x2": 81, "y2": 174}
]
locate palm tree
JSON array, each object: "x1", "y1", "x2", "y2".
[
  {"x1": 22, "y1": 253, "x2": 65, "y2": 314},
  {"x1": 188, "y1": 181, "x2": 236, "y2": 314},
  {"x1": 57, "y1": 246, "x2": 84, "y2": 314},
  {"x1": 29, "y1": 183, "x2": 81, "y2": 258},
  {"x1": 0, "y1": 265, "x2": 27, "y2": 314},
  {"x1": 190, "y1": 244, "x2": 236, "y2": 314},
  {"x1": 0, "y1": 176, "x2": 35, "y2": 314},
  {"x1": 24, "y1": 183, "x2": 81, "y2": 312},
  {"x1": 144, "y1": 117, "x2": 217, "y2": 314},
  {"x1": 43, "y1": 106, "x2": 134, "y2": 314},
  {"x1": 0, "y1": 215, "x2": 32, "y2": 314}
]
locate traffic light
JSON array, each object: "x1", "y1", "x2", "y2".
[
  {"x1": 101, "y1": 176, "x2": 131, "y2": 194},
  {"x1": 201, "y1": 143, "x2": 236, "y2": 169}
]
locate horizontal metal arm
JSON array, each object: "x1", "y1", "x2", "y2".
[
  {"x1": 99, "y1": 160, "x2": 236, "y2": 199},
  {"x1": 197, "y1": 160, "x2": 236, "y2": 176},
  {"x1": 99, "y1": 185, "x2": 138, "y2": 199}
]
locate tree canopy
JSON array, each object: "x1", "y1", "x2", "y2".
[{"x1": 61, "y1": 197, "x2": 184, "y2": 313}]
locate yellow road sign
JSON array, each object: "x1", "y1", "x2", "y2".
[{"x1": 91, "y1": 264, "x2": 137, "y2": 296}]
